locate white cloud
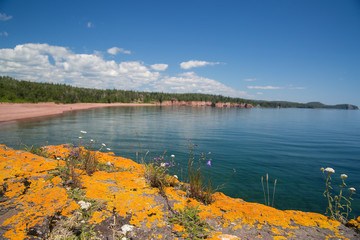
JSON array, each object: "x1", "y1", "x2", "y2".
[
  {"x1": 87, "y1": 22, "x2": 93, "y2": 28},
  {"x1": 0, "y1": 13, "x2": 12, "y2": 21},
  {"x1": 257, "y1": 92, "x2": 263, "y2": 95},
  {"x1": 0, "y1": 43, "x2": 250, "y2": 98},
  {"x1": 0, "y1": 43, "x2": 158, "y2": 90},
  {"x1": 247, "y1": 86, "x2": 283, "y2": 90},
  {"x1": 150, "y1": 64, "x2": 168, "y2": 71},
  {"x1": 0, "y1": 32, "x2": 8, "y2": 37},
  {"x1": 180, "y1": 60, "x2": 220, "y2": 69},
  {"x1": 107, "y1": 47, "x2": 131, "y2": 55},
  {"x1": 244, "y1": 78, "x2": 256, "y2": 82},
  {"x1": 153, "y1": 72, "x2": 251, "y2": 98}
]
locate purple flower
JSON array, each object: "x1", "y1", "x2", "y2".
[
  {"x1": 165, "y1": 162, "x2": 169, "y2": 166},
  {"x1": 186, "y1": 138, "x2": 190, "y2": 142},
  {"x1": 206, "y1": 160, "x2": 211, "y2": 167}
]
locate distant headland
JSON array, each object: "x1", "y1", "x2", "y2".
[{"x1": 1, "y1": 76, "x2": 358, "y2": 110}]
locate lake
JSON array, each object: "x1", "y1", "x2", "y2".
[{"x1": 1, "y1": 106, "x2": 359, "y2": 218}]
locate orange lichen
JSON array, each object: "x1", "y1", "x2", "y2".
[
  {"x1": 0, "y1": 144, "x2": 354, "y2": 239},
  {"x1": 173, "y1": 223, "x2": 186, "y2": 232}
]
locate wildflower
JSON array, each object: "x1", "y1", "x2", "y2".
[
  {"x1": 165, "y1": 162, "x2": 169, "y2": 166},
  {"x1": 106, "y1": 161, "x2": 112, "y2": 166},
  {"x1": 78, "y1": 136, "x2": 82, "y2": 139},
  {"x1": 206, "y1": 160, "x2": 211, "y2": 166},
  {"x1": 56, "y1": 157, "x2": 61, "y2": 160},
  {"x1": 320, "y1": 167, "x2": 324, "y2": 172},
  {"x1": 341, "y1": 174, "x2": 348, "y2": 179},
  {"x1": 80, "y1": 130, "x2": 87, "y2": 134},
  {"x1": 174, "y1": 175, "x2": 178, "y2": 179},
  {"x1": 102, "y1": 143, "x2": 106, "y2": 147},
  {"x1": 106, "y1": 148, "x2": 111, "y2": 151},
  {"x1": 121, "y1": 224, "x2": 134, "y2": 235},
  {"x1": 171, "y1": 154, "x2": 175, "y2": 158},
  {"x1": 324, "y1": 167, "x2": 335, "y2": 174},
  {"x1": 349, "y1": 187, "x2": 356, "y2": 192},
  {"x1": 90, "y1": 139, "x2": 94, "y2": 142},
  {"x1": 160, "y1": 163, "x2": 166, "y2": 167},
  {"x1": 208, "y1": 152, "x2": 211, "y2": 154},
  {"x1": 78, "y1": 200, "x2": 91, "y2": 210}
]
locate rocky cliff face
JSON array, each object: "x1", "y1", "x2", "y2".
[
  {"x1": 157, "y1": 101, "x2": 253, "y2": 108},
  {"x1": 0, "y1": 144, "x2": 358, "y2": 239}
]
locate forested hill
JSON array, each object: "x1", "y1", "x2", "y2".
[{"x1": 0, "y1": 76, "x2": 358, "y2": 110}]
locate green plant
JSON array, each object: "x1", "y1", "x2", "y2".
[
  {"x1": 55, "y1": 131, "x2": 111, "y2": 189},
  {"x1": 321, "y1": 167, "x2": 356, "y2": 223},
  {"x1": 22, "y1": 144, "x2": 49, "y2": 157},
  {"x1": 169, "y1": 205, "x2": 211, "y2": 239},
  {"x1": 144, "y1": 152, "x2": 177, "y2": 192},
  {"x1": 186, "y1": 140, "x2": 214, "y2": 204},
  {"x1": 261, "y1": 173, "x2": 277, "y2": 207}
]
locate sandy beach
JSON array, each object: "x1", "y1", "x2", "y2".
[{"x1": 0, "y1": 102, "x2": 154, "y2": 123}]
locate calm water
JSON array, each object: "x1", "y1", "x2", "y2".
[{"x1": 1, "y1": 106, "x2": 359, "y2": 217}]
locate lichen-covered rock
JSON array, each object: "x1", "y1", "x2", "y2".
[{"x1": 0, "y1": 144, "x2": 358, "y2": 239}]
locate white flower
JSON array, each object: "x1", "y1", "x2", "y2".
[
  {"x1": 320, "y1": 167, "x2": 324, "y2": 172},
  {"x1": 90, "y1": 139, "x2": 94, "y2": 142},
  {"x1": 80, "y1": 130, "x2": 87, "y2": 134},
  {"x1": 121, "y1": 224, "x2": 134, "y2": 235},
  {"x1": 173, "y1": 175, "x2": 178, "y2": 179},
  {"x1": 78, "y1": 136, "x2": 82, "y2": 139},
  {"x1": 107, "y1": 148, "x2": 111, "y2": 151},
  {"x1": 102, "y1": 143, "x2": 106, "y2": 147},
  {"x1": 171, "y1": 154, "x2": 175, "y2": 158},
  {"x1": 324, "y1": 167, "x2": 335, "y2": 174},
  {"x1": 160, "y1": 163, "x2": 166, "y2": 167},
  {"x1": 106, "y1": 161, "x2": 112, "y2": 166},
  {"x1": 78, "y1": 200, "x2": 91, "y2": 210},
  {"x1": 341, "y1": 174, "x2": 348, "y2": 179},
  {"x1": 349, "y1": 187, "x2": 356, "y2": 192},
  {"x1": 56, "y1": 157, "x2": 61, "y2": 160}
]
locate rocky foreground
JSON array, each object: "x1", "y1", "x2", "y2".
[{"x1": 0, "y1": 144, "x2": 359, "y2": 240}]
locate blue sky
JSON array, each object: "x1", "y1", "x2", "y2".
[{"x1": 1, "y1": 0, "x2": 359, "y2": 106}]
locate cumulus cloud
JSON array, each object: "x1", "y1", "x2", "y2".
[
  {"x1": 247, "y1": 86, "x2": 283, "y2": 90},
  {"x1": 150, "y1": 64, "x2": 168, "y2": 71},
  {"x1": 87, "y1": 22, "x2": 93, "y2": 28},
  {"x1": 0, "y1": 32, "x2": 8, "y2": 37},
  {"x1": 0, "y1": 43, "x2": 249, "y2": 98},
  {"x1": 153, "y1": 72, "x2": 251, "y2": 98},
  {"x1": 107, "y1": 47, "x2": 131, "y2": 55},
  {"x1": 180, "y1": 60, "x2": 220, "y2": 69},
  {"x1": 0, "y1": 13, "x2": 12, "y2": 21},
  {"x1": 0, "y1": 43, "x2": 158, "y2": 89}
]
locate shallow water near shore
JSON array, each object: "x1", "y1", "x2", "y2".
[{"x1": 1, "y1": 106, "x2": 359, "y2": 218}]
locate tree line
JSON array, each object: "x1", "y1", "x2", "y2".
[{"x1": 0, "y1": 76, "x2": 357, "y2": 109}]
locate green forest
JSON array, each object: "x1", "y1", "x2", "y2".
[{"x1": 0, "y1": 76, "x2": 358, "y2": 109}]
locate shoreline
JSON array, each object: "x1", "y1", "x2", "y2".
[{"x1": 0, "y1": 102, "x2": 155, "y2": 123}]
